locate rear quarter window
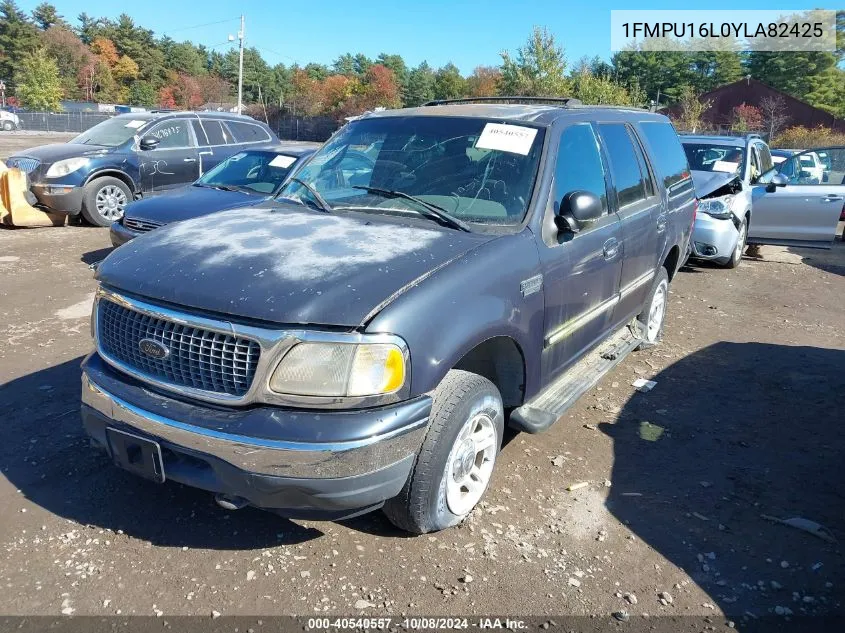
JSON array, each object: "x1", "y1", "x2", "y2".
[
  {"x1": 227, "y1": 121, "x2": 272, "y2": 144},
  {"x1": 638, "y1": 121, "x2": 693, "y2": 193}
]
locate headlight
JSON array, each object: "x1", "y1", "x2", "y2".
[
  {"x1": 46, "y1": 157, "x2": 89, "y2": 178},
  {"x1": 698, "y1": 195, "x2": 734, "y2": 219},
  {"x1": 269, "y1": 341, "x2": 406, "y2": 397}
]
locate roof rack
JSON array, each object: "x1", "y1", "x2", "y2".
[{"x1": 423, "y1": 96, "x2": 583, "y2": 107}]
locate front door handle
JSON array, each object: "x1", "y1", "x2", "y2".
[
  {"x1": 603, "y1": 238, "x2": 620, "y2": 261},
  {"x1": 183, "y1": 158, "x2": 197, "y2": 163},
  {"x1": 821, "y1": 195, "x2": 843, "y2": 202}
]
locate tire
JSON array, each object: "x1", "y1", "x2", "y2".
[
  {"x1": 2, "y1": 121, "x2": 14, "y2": 131},
  {"x1": 722, "y1": 217, "x2": 747, "y2": 269},
  {"x1": 635, "y1": 267, "x2": 669, "y2": 350},
  {"x1": 81, "y1": 177, "x2": 131, "y2": 226},
  {"x1": 383, "y1": 370, "x2": 504, "y2": 534}
]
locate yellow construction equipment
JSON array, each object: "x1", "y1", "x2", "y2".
[{"x1": 0, "y1": 163, "x2": 66, "y2": 228}]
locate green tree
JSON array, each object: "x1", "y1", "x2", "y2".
[
  {"x1": 433, "y1": 62, "x2": 466, "y2": 100},
  {"x1": 611, "y1": 48, "x2": 695, "y2": 105},
  {"x1": 15, "y1": 47, "x2": 61, "y2": 109},
  {"x1": 405, "y1": 61, "x2": 435, "y2": 106},
  {"x1": 0, "y1": 0, "x2": 40, "y2": 81},
  {"x1": 128, "y1": 80, "x2": 156, "y2": 106},
  {"x1": 31, "y1": 2, "x2": 66, "y2": 30},
  {"x1": 500, "y1": 26, "x2": 568, "y2": 96},
  {"x1": 569, "y1": 67, "x2": 644, "y2": 106},
  {"x1": 75, "y1": 12, "x2": 103, "y2": 45}
]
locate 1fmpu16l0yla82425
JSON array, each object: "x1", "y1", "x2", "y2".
[{"x1": 81, "y1": 99, "x2": 695, "y2": 533}]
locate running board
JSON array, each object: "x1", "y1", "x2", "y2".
[{"x1": 509, "y1": 326, "x2": 640, "y2": 433}]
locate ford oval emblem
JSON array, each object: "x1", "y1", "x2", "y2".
[{"x1": 139, "y1": 338, "x2": 169, "y2": 360}]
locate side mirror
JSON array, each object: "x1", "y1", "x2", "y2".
[
  {"x1": 766, "y1": 173, "x2": 788, "y2": 192},
  {"x1": 555, "y1": 190, "x2": 603, "y2": 234},
  {"x1": 139, "y1": 136, "x2": 160, "y2": 151}
]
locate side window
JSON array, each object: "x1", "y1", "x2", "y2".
[
  {"x1": 749, "y1": 146, "x2": 761, "y2": 181},
  {"x1": 200, "y1": 120, "x2": 230, "y2": 146},
  {"x1": 191, "y1": 120, "x2": 208, "y2": 145},
  {"x1": 638, "y1": 121, "x2": 692, "y2": 192},
  {"x1": 147, "y1": 119, "x2": 191, "y2": 149},
  {"x1": 757, "y1": 143, "x2": 773, "y2": 173},
  {"x1": 227, "y1": 121, "x2": 272, "y2": 144},
  {"x1": 553, "y1": 123, "x2": 609, "y2": 217},
  {"x1": 781, "y1": 148, "x2": 845, "y2": 185},
  {"x1": 598, "y1": 123, "x2": 646, "y2": 207}
]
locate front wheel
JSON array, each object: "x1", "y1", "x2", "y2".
[
  {"x1": 722, "y1": 218, "x2": 747, "y2": 269},
  {"x1": 383, "y1": 370, "x2": 504, "y2": 533},
  {"x1": 635, "y1": 267, "x2": 669, "y2": 349},
  {"x1": 2, "y1": 120, "x2": 14, "y2": 131},
  {"x1": 81, "y1": 177, "x2": 131, "y2": 226}
]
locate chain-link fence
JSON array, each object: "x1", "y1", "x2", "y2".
[
  {"x1": 277, "y1": 116, "x2": 340, "y2": 142},
  {"x1": 16, "y1": 112, "x2": 113, "y2": 133}
]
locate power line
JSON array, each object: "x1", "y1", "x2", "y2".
[
  {"x1": 161, "y1": 17, "x2": 240, "y2": 36},
  {"x1": 255, "y1": 46, "x2": 298, "y2": 64}
]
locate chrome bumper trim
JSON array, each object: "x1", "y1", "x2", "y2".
[{"x1": 81, "y1": 373, "x2": 428, "y2": 479}]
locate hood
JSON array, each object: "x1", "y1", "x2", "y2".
[
  {"x1": 690, "y1": 170, "x2": 740, "y2": 198},
  {"x1": 10, "y1": 142, "x2": 112, "y2": 163},
  {"x1": 124, "y1": 185, "x2": 263, "y2": 224},
  {"x1": 97, "y1": 205, "x2": 495, "y2": 327}
]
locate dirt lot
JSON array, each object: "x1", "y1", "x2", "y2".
[
  {"x1": 0, "y1": 132, "x2": 77, "y2": 160},
  {"x1": 1, "y1": 222, "x2": 844, "y2": 627}
]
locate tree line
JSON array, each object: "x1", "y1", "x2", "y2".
[{"x1": 0, "y1": 2, "x2": 843, "y2": 122}]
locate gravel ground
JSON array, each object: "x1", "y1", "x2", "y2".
[
  {"x1": 0, "y1": 224, "x2": 843, "y2": 626},
  {"x1": 0, "y1": 132, "x2": 77, "y2": 160}
]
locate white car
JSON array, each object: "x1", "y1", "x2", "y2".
[{"x1": 0, "y1": 110, "x2": 20, "y2": 131}]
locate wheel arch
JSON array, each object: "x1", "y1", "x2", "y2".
[
  {"x1": 662, "y1": 244, "x2": 681, "y2": 281},
  {"x1": 450, "y1": 335, "x2": 527, "y2": 409},
  {"x1": 84, "y1": 170, "x2": 138, "y2": 195}
]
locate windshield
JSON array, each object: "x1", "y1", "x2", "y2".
[
  {"x1": 683, "y1": 143, "x2": 744, "y2": 174},
  {"x1": 72, "y1": 117, "x2": 150, "y2": 147},
  {"x1": 277, "y1": 115, "x2": 545, "y2": 227},
  {"x1": 197, "y1": 151, "x2": 299, "y2": 194}
]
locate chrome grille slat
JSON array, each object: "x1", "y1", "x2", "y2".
[
  {"x1": 123, "y1": 217, "x2": 165, "y2": 232},
  {"x1": 97, "y1": 299, "x2": 260, "y2": 397},
  {"x1": 6, "y1": 157, "x2": 40, "y2": 174}
]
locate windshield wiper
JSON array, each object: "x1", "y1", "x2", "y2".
[
  {"x1": 350, "y1": 186, "x2": 470, "y2": 232},
  {"x1": 291, "y1": 177, "x2": 332, "y2": 213},
  {"x1": 195, "y1": 183, "x2": 240, "y2": 192}
]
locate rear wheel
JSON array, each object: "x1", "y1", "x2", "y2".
[
  {"x1": 635, "y1": 267, "x2": 669, "y2": 349},
  {"x1": 383, "y1": 370, "x2": 504, "y2": 533},
  {"x1": 81, "y1": 177, "x2": 131, "y2": 226}
]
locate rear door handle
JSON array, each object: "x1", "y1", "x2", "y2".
[
  {"x1": 603, "y1": 238, "x2": 620, "y2": 260},
  {"x1": 183, "y1": 158, "x2": 197, "y2": 163},
  {"x1": 821, "y1": 195, "x2": 843, "y2": 202}
]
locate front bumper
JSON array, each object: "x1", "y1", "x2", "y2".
[
  {"x1": 110, "y1": 221, "x2": 139, "y2": 247},
  {"x1": 80, "y1": 354, "x2": 431, "y2": 519},
  {"x1": 690, "y1": 212, "x2": 739, "y2": 261},
  {"x1": 31, "y1": 183, "x2": 84, "y2": 215}
]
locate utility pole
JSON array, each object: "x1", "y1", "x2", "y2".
[{"x1": 237, "y1": 15, "x2": 244, "y2": 115}]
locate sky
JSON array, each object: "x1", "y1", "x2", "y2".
[{"x1": 18, "y1": 1, "x2": 837, "y2": 74}]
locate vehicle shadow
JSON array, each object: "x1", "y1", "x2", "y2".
[
  {"x1": 601, "y1": 342, "x2": 845, "y2": 622},
  {"x1": 0, "y1": 357, "x2": 324, "y2": 549},
  {"x1": 786, "y1": 237, "x2": 845, "y2": 277},
  {"x1": 80, "y1": 246, "x2": 114, "y2": 266}
]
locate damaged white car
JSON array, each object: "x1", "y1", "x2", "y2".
[{"x1": 681, "y1": 134, "x2": 774, "y2": 269}]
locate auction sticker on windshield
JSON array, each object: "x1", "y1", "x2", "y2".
[
  {"x1": 476, "y1": 123, "x2": 538, "y2": 155},
  {"x1": 270, "y1": 155, "x2": 297, "y2": 168},
  {"x1": 712, "y1": 160, "x2": 741, "y2": 173},
  {"x1": 124, "y1": 120, "x2": 146, "y2": 129}
]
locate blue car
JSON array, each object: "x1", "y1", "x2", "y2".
[
  {"x1": 110, "y1": 143, "x2": 319, "y2": 247},
  {"x1": 6, "y1": 112, "x2": 279, "y2": 226}
]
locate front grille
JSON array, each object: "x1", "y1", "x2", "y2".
[
  {"x1": 123, "y1": 217, "x2": 164, "y2": 233},
  {"x1": 6, "y1": 157, "x2": 40, "y2": 174},
  {"x1": 97, "y1": 299, "x2": 261, "y2": 397}
]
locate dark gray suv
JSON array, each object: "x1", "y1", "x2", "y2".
[{"x1": 81, "y1": 98, "x2": 695, "y2": 533}]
